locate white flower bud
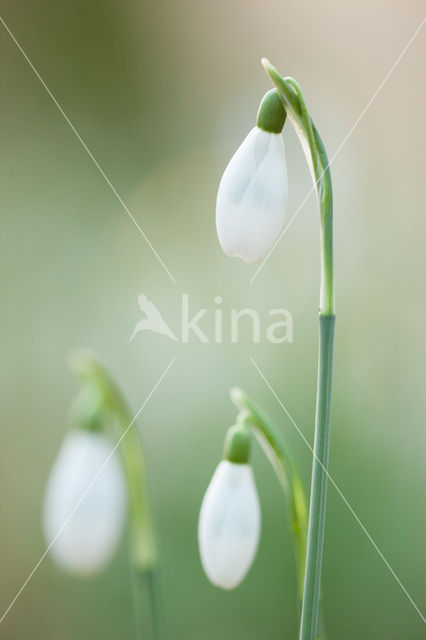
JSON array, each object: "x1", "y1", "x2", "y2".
[
  {"x1": 216, "y1": 126, "x2": 288, "y2": 265},
  {"x1": 42, "y1": 429, "x2": 126, "y2": 575},
  {"x1": 198, "y1": 460, "x2": 261, "y2": 589}
]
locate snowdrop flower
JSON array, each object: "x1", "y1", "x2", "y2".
[
  {"x1": 198, "y1": 425, "x2": 261, "y2": 589},
  {"x1": 43, "y1": 428, "x2": 126, "y2": 575},
  {"x1": 216, "y1": 89, "x2": 288, "y2": 265}
]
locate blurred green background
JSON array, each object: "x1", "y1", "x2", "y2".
[{"x1": 1, "y1": 1, "x2": 425, "y2": 638}]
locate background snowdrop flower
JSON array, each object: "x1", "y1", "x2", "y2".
[
  {"x1": 198, "y1": 425, "x2": 261, "y2": 589},
  {"x1": 43, "y1": 428, "x2": 126, "y2": 575},
  {"x1": 216, "y1": 89, "x2": 288, "y2": 265}
]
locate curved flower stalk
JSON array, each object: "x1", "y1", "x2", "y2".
[
  {"x1": 230, "y1": 389, "x2": 328, "y2": 640},
  {"x1": 261, "y1": 59, "x2": 334, "y2": 316},
  {"x1": 198, "y1": 397, "x2": 305, "y2": 584},
  {"x1": 68, "y1": 349, "x2": 158, "y2": 574},
  {"x1": 199, "y1": 389, "x2": 326, "y2": 638},
  {"x1": 198, "y1": 424, "x2": 261, "y2": 589},
  {"x1": 261, "y1": 60, "x2": 335, "y2": 640},
  {"x1": 230, "y1": 388, "x2": 308, "y2": 597},
  {"x1": 216, "y1": 90, "x2": 289, "y2": 264},
  {"x1": 215, "y1": 60, "x2": 335, "y2": 640},
  {"x1": 43, "y1": 349, "x2": 160, "y2": 640}
]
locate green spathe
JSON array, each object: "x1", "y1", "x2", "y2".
[
  {"x1": 69, "y1": 389, "x2": 103, "y2": 433},
  {"x1": 223, "y1": 424, "x2": 251, "y2": 464},
  {"x1": 257, "y1": 89, "x2": 287, "y2": 134}
]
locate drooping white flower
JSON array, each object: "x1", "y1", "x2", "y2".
[
  {"x1": 42, "y1": 429, "x2": 126, "y2": 575},
  {"x1": 216, "y1": 124, "x2": 288, "y2": 265},
  {"x1": 198, "y1": 460, "x2": 261, "y2": 589}
]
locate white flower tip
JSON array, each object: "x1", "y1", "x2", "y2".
[
  {"x1": 198, "y1": 460, "x2": 261, "y2": 590},
  {"x1": 42, "y1": 429, "x2": 126, "y2": 576},
  {"x1": 216, "y1": 126, "x2": 288, "y2": 266}
]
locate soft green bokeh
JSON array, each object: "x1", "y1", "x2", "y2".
[{"x1": 1, "y1": 1, "x2": 425, "y2": 638}]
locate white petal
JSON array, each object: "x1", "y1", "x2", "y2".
[
  {"x1": 42, "y1": 430, "x2": 126, "y2": 575},
  {"x1": 216, "y1": 126, "x2": 288, "y2": 265},
  {"x1": 198, "y1": 460, "x2": 261, "y2": 589}
]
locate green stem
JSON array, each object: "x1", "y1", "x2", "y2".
[
  {"x1": 69, "y1": 348, "x2": 160, "y2": 640},
  {"x1": 131, "y1": 567, "x2": 162, "y2": 640},
  {"x1": 231, "y1": 389, "x2": 328, "y2": 639},
  {"x1": 301, "y1": 316, "x2": 334, "y2": 640},
  {"x1": 262, "y1": 60, "x2": 336, "y2": 640}
]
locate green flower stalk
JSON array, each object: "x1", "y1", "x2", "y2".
[
  {"x1": 261, "y1": 60, "x2": 335, "y2": 640},
  {"x1": 68, "y1": 349, "x2": 158, "y2": 573},
  {"x1": 197, "y1": 388, "x2": 328, "y2": 634},
  {"x1": 231, "y1": 389, "x2": 328, "y2": 640},
  {"x1": 230, "y1": 388, "x2": 308, "y2": 598},
  {"x1": 45, "y1": 348, "x2": 161, "y2": 640},
  {"x1": 215, "y1": 59, "x2": 335, "y2": 640}
]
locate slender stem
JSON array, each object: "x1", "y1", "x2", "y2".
[
  {"x1": 263, "y1": 60, "x2": 336, "y2": 640},
  {"x1": 131, "y1": 567, "x2": 162, "y2": 640},
  {"x1": 130, "y1": 564, "x2": 145, "y2": 638},
  {"x1": 69, "y1": 348, "x2": 160, "y2": 640},
  {"x1": 300, "y1": 316, "x2": 334, "y2": 640}
]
